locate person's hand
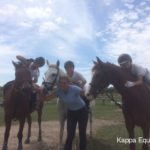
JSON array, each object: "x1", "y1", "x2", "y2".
[
  {"x1": 77, "y1": 80, "x2": 84, "y2": 88},
  {"x1": 124, "y1": 81, "x2": 135, "y2": 88},
  {"x1": 77, "y1": 80, "x2": 83, "y2": 85},
  {"x1": 86, "y1": 95, "x2": 94, "y2": 101}
]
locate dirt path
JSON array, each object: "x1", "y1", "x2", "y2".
[{"x1": 0, "y1": 119, "x2": 117, "y2": 150}]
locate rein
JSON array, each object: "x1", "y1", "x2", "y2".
[
  {"x1": 51, "y1": 67, "x2": 60, "y2": 89},
  {"x1": 43, "y1": 66, "x2": 60, "y2": 92},
  {"x1": 105, "y1": 89, "x2": 122, "y2": 109}
]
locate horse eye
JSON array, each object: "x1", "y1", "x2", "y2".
[
  {"x1": 52, "y1": 73, "x2": 56, "y2": 77},
  {"x1": 89, "y1": 83, "x2": 92, "y2": 85}
]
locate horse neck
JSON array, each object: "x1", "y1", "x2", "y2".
[
  {"x1": 105, "y1": 63, "x2": 135, "y2": 95},
  {"x1": 59, "y1": 69, "x2": 66, "y2": 77}
]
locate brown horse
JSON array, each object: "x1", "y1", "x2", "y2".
[
  {"x1": 2, "y1": 62, "x2": 44, "y2": 150},
  {"x1": 89, "y1": 57, "x2": 150, "y2": 150},
  {"x1": 24, "y1": 89, "x2": 44, "y2": 144}
]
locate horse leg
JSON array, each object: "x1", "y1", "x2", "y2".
[
  {"x1": 37, "y1": 106, "x2": 43, "y2": 142},
  {"x1": 126, "y1": 122, "x2": 136, "y2": 150},
  {"x1": 58, "y1": 112, "x2": 66, "y2": 150},
  {"x1": 141, "y1": 126, "x2": 149, "y2": 150},
  {"x1": 89, "y1": 100, "x2": 95, "y2": 137},
  {"x1": 2, "y1": 116, "x2": 12, "y2": 150},
  {"x1": 89, "y1": 110, "x2": 93, "y2": 137},
  {"x1": 17, "y1": 118, "x2": 25, "y2": 150},
  {"x1": 24, "y1": 115, "x2": 32, "y2": 144}
]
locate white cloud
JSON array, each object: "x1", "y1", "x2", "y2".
[
  {"x1": 18, "y1": 21, "x2": 33, "y2": 28},
  {"x1": 124, "y1": 3, "x2": 134, "y2": 9},
  {"x1": 104, "y1": 0, "x2": 114, "y2": 5},
  {"x1": 95, "y1": 31, "x2": 103, "y2": 38},
  {"x1": 122, "y1": 0, "x2": 135, "y2": 3},
  {"x1": 55, "y1": 17, "x2": 68, "y2": 25},
  {"x1": 51, "y1": 45, "x2": 79, "y2": 61},
  {"x1": 0, "y1": 45, "x2": 22, "y2": 56},
  {"x1": 24, "y1": 7, "x2": 52, "y2": 20},
  {"x1": 0, "y1": 4, "x2": 18, "y2": 22},
  {"x1": 39, "y1": 21, "x2": 58, "y2": 33},
  {"x1": 0, "y1": 45, "x2": 25, "y2": 67},
  {"x1": 0, "y1": 44, "x2": 25, "y2": 85},
  {"x1": 105, "y1": 3, "x2": 150, "y2": 69}
]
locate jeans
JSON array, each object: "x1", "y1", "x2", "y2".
[{"x1": 64, "y1": 107, "x2": 88, "y2": 150}]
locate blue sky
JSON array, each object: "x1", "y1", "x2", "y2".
[{"x1": 0, "y1": 0, "x2": 150, "y2": 86}]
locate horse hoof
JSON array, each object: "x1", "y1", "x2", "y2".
[
  {"x1": 24, "y1": 139, "x2": 30, "y2": 144},
  {"x1": 2, "y1": 145, "x2": 8, "y2": 150},
  {"x1": 58, "y1": 145, "x2": 63, "y2": 150},
  {"x1": 17, "y1": 144, "x2": 23, "y2": 150},
  {"x1": 37, "y1": 137, "x2": 42, "y2": 142}
]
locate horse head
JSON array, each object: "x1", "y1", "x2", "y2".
[
  {"x1": 89, "y1": 57, "x2": 110, "y2": 98},
  {"x1": 43, "y1": 60, "x2": 65, "y2": 93},
  {"x1": 12, "y1": 61, "x2": 32, "y2": 91},
  {"x1": 89, "y1": 56, "x2": 139, "y2": 98}
]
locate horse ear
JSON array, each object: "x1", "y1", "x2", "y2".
[
  {"x1": 56, "y1": 60, "x2": 60, "y2": 67},
  {"x1": 47, "y1": 60, "x2": 50, "y2": 67},
  {"x1": 93, "y1": 60, "x2": 97, "y2": 65},
  {"x1": 96, "y1": 57, "x2": 103, "y2": 64},
  {"x1": 12, "y1": 61, "x2": 17, "y2": 67}
]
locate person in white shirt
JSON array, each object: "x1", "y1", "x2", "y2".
[
  {"x1": 16, "y1": 55, "x2": 45, "y2": 110},
  {"x1": 16, "y1": 55, "x2": 45, "y2": 83},
  {"x1": 64, "y1": 60, "x2": 89, "y2": 108},
  {"x1": 64, "y1": 60, "x2": 86, "y2": 88},
  {"x1": 118, "y1": 53, "x2": 150, "y2": 88}
]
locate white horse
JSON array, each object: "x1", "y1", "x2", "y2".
[{"x1": 43, "y1": 60, "x2": 95, "y2": 150}]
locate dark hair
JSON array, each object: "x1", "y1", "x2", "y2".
[
  {"x1": 118, "y1": 54, "x2": 132, "y2": 64},
  {"x1": 64, "y1": 60, "x2": 74, "y2": 69},
  {"x1": 35, "y1": 57, "x2": 45, "y2": 67},
  {"x1": 59, "y1": 75, "x2": 69, "y2": 83}
]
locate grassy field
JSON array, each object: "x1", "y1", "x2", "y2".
[{"x1": 0, "y1": 95, "x2": 146, "y2": 150}]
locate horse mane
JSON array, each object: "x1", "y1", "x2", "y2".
[
  {"x1": 103, "y1": 62, "x2": 150, "y2": 107},
  {"x1": 104, "y1": 62, "x2": 137, "y2": 82},
  {"x1": 48, "y1": 64, "x2": 59, "y2": 69}
]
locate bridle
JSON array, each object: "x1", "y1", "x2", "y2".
[{"x1": 43, "y1": 66, "x2": 60, "y2": 93}]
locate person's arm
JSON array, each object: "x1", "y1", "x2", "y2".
[
  {"x1": 44, "y1": 91, "x2": 57, "y2": 101},
  {"x1": 31, "y1": 69, "x2": 39, "y2": 83},
  {"x1": 80, "y1": 88, "x2": 85, "y2": 96},
  {"x1": 75, "y1": 72, "x2": 87, "y2": 88},
  {"x1": 125, "y1": 76, "x2": 144, "y2": 88},
  {"x1": 16, "y1": 55, "x2": 27, "y2": 64},
  {"x1": 125, "y1": 64, "x2": 146, "y2": 88},
  {"x1": 134, "y1": 75, "x2": 143, "y2": 85},
  {"x1": 73, "y1": 85, "x2": 84, "y2": 96}
]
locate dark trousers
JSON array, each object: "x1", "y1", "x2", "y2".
[
  {"x1": 64, "y1": 107, "x2": 88, "y2": 150},
  {"x1": 81, "y1": 95, "x2": 90, "y2": 110}
]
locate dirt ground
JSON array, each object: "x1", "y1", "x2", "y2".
[{"x1": 0, "y1": 119, "x2": 116, "y2": 150}]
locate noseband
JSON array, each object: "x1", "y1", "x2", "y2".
[{"x1": 43, "y1": 67, "x2": 60, "y2": 93}]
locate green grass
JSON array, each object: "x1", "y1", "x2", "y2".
[
  {"x1": 0, "y1": 100, "x2": 59, "y2": 126},
  {"x1": 86, "y1": 99, "x2": 145, "y2": 150},
  {"x1": 94, "y1": 100, "x2": 123, "y2": 121},
  {"x1": 0, "y1": 96, "x2": 147, "y2": 150},
  {"x1": 31, "y1": 100, "x2": 59, "y2": 121},
  {"x1": 87, "y1": 124, "x2": 145, "y2": 150}
]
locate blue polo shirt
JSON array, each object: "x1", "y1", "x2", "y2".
[{"x1": 56, "y1": 85, "x2": 85, "y2": 111}]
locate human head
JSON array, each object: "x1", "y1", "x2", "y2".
[
  {"x1": 64, "y1": 60, "x2": 75, "y2": 76},
  {"x1": 58, "y1": 75, "x2": 70, "y2": 91},
  {"x1": 118, "y1": 54, "x2": 132, "y2": 69},
  {"x1": 34, "y1": 57, "x2": 45, "y2": 67}
]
